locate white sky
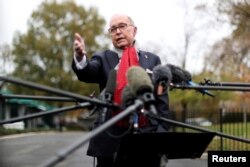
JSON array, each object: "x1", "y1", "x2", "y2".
[{"x1": 0, "y1": 0, "x2": 232, "y2": 73}]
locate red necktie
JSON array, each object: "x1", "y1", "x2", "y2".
[{"x1": 113, "y1": 47, "x2": 139, "y2": 105}]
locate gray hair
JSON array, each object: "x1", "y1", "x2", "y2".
[
  {"x1": 110, "y1": 14, "x2": 136, "y2": 26},
  {"x1": 127, "y1": 15, "x2": 135, "y2": 26}
]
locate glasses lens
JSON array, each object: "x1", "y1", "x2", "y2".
[{"x1": 109, "y1": 23, "x2": 129, "y2": 34}]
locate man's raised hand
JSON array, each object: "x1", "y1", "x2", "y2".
[{"x1": 74, "y1": 33, "x2": 86, "y2": 61}]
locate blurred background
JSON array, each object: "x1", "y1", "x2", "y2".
[{"x1": 0, "y1": 0, "x2": 250, "y2": 152}]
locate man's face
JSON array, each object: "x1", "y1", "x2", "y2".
[{"x1": 109, "y1": 15, "x2": 137, "y2": 49}]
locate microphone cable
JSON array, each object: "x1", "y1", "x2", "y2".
[{"x1": 105, "y1": 120, "x2": 133, "y2": 138}]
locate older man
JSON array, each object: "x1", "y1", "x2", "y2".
[{"x1": 72, "y1": 14, "x2": 169, "y2": 167}]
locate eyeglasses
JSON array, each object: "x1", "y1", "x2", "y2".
[{"x1": 108, "y1": 23, "x2": 133, "y2": 34}]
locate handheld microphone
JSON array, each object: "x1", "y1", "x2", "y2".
[
  {"x1": 127, "y1": 66, "x2": 158, "y2": 115},
  {"x1": 166, "y1": 64, "x2": 214, "y2": 97},
  {"x1": 152, "y1": 64, "x2": 172, "y2": 95}
]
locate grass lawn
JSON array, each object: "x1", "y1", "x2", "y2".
[{"x1": 174, "y1": 122, "x2": 250, "y2": 151}]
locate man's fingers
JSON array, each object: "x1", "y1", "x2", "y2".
[
  {"x1": 74, "y1": 33, "x2": 86, "y2": 56},
  {"x1": 74, "y1": 33, "x2": 83, "y2": 42}
]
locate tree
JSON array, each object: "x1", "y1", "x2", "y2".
[
  {"x1": 204, "y1": 0, "x2": 250, "y2": 81},
  {"x1": 9, "y1": 0, "x2": 109, "y2": 97},
  {"x1": 0, "y1": 44, "x2": 13, "y2": 75},
  {"x1": 161, "y1": 0, "x2": 216, "y2": 71},
  {"x1": 165, "y1": 0, "x2": 220, "y2": 120},
  {"x1": 0, "y1": 44, "x2": 14, "y2": 89},
  {"x1": 203, "y1": 0, "x2": 250, "y2": 108}
]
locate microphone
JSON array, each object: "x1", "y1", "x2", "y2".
[
  {"x1": 127, "y1": 66, "x2": 154, "y2": 95},
  {"x1": 101, "y1": 70, "x2": 117, "y2": 123},
  {"x1": 152, "y1": 64, "x2": 172, "y2": 95},
  {"x1": 166, "y1": 64, "x2": 214, "y2": 97},
  {"x1": 121, "y1": 86, "x2": 136, "y2": 108},
  {"x1": 127, "y1": 66, "x2": 158, "y2": 115},
  {"x1": 104, "y1": 70, "x2": 117, "y2": 101},
  {"x1": 166, "y1": 64, "x2": 191, "y2": 84},
  {"x1": 121, "y1": 86, "x2": 138, "y2": 129}
]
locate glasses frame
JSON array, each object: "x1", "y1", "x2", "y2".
[{"x1": 108, "y1": 23, "x2": 134, "y2": 35}]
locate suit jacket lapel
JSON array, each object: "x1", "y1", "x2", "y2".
[
  {"x1": 138, "y1": 50, "x2": 148, "y2": 69},
  {"x1": 105, "y1": 50, "x2": 119, "y2": 69}
]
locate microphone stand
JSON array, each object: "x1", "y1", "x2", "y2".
[
  {"x1": 0, "y1": 102, "x2": 92, "y2": 125},
  {"x1": 147, "y1": 113, "x2": 250, "y2": 144},
  {"x1": 0, "y1": 76, "x2": 117, "y2": 108},
  {"x1": 39, "y1": 99, "x2": 144, "y2": 167}
]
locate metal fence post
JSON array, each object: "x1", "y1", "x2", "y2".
[{"x1": 219, "y1": 105, "x2": 224, "y2": 151}]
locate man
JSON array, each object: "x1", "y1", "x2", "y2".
[{"x1": 72, "y1": 14, "x2": 169, "y2": 167}]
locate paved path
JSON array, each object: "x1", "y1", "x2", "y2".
[{"x1": 0, "y1": 131, "x2": 207, "y2": 167}]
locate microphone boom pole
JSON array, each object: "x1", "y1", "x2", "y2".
[
  {"x1": 0, "y1": 94, "x2": 79, "y2": 102},
  {"x1": 170, "y1": 83, "x2": 250, "y2": 92},
  {"x1": 203, "y1": 81, "x2": 250, "y2": 87},
  {"x1": 0, "y1": 102, "x2": 92, "y2": 125},
  {"x1": 148, "y1": 113, "x2": 250, "y2": 144},
  {"x1": 39, "y1": 99, "x2": 144, "y2": 167},
  {"x1": 0, "y1": 76, "x2": 116, "y2": 108}
]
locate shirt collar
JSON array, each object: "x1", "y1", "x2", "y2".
[{"x1": 112, "y1": 40, "x2": 140, "y2": 58}]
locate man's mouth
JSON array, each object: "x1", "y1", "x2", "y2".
[{"x1": 116, "y1": 37, "x2": 124, "y2": 42}]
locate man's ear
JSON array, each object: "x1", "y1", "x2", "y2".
[{"x1": 133, "y1": 26, "x2": 137, "y2": 36}]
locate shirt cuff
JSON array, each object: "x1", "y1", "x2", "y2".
[{"x1": 73, "y1": 53, "x2": 87, "y2": 70}]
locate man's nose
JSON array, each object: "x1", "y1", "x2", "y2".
[{"x1": 115, "y1": 27, "x2": 122, "y2": 34}]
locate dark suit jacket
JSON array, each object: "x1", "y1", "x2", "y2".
[
  {"x1": 72, "y1": 49, "x2": 161, "y2": 91},
  {"x1": 72, "y1": 49, "x2": 169, "y2": 158}
]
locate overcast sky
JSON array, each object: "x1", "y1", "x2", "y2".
[{"x1": 0, "y1": 0, "x2": 232, "y2": 73}]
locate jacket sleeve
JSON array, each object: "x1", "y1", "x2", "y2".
[{"x1": 72, "y1": 53, "x2": 103, "y2": 83}]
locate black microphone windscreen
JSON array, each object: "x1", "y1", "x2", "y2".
[
  {"x1": 105, "y1": 70, "x2": 117, "y2": 94},
  {"x1": 152, "y1": 65, "x2": 172, "y2": 85},
  {"x1": 166, "y1": 64, "x2": 192, "y2": 83},
  {"x1": 121, "y1": 86, "x2": 135, "y2": 106},
  {"x1": 127, "y1": 66, "x2": 154, "y2": 95},
  {"x1": 182, "y1": 69, "x2": 192, "y2": 81}
]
